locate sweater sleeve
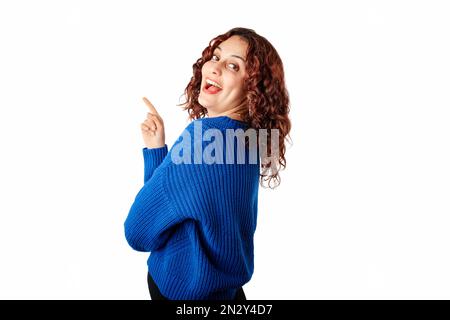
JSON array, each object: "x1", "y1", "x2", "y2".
[
  {"x1": 124, "y1": 166, "x2": 185, "y2": 252},
  {"x1": 143, "y1": 144, "x2": 168, "y2": 183}
]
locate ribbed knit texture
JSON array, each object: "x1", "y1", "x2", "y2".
[{"x1": 124, "y1": 116, "x2": 260, "y2": 300}]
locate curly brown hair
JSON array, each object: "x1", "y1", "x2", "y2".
[{"x1": 178, "y1": 27, "x2": 292, "y2": 189}]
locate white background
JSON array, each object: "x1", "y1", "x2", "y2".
[{"x1": 0, "y1": 0, "x2": 449, "y2": 299}]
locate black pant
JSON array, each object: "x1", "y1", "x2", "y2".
[{"x1": 147, "y1": 272, "x2": 246, "y2": 300}]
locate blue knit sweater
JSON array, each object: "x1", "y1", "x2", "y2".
[{"x1": 124, "y1": 116, "x2": 260, "y2": 300}]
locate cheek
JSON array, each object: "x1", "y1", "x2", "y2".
[
  {"x1": 225, "y1": 77, "x2": 245, "y2": 95},
  {"x1": 201, "y1": 61, "x2": 212, "y2": 74}
]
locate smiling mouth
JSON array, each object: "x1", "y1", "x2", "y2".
[{"x1": 203, "y1": 81, "x2": 223, "y2": 94}]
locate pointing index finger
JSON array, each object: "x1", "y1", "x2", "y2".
[{"x1": 142, "y1": 97, "x2": 159, "y2": 115}]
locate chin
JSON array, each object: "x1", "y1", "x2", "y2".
[
  {"x1": 197, "y1": 96, "x2": 207, "y2": 108},
  {"x1": 198, "y1": 96, "x2": 214, "y2": 109}
]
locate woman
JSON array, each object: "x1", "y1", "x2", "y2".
[{"x1": 124, "y1": 27, "x2": 291, "y2": 300}]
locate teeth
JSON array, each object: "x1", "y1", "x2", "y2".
[{"x1": 206, "y1": 79, "x2": 222, "y2": 89}]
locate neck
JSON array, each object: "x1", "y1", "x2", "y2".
[{"x1": 207, "y1": 102, "x2": 247, "y2": 121}]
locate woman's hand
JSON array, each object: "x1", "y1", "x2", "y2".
[{"x1": 140, "y1": 97, "x2": 165, "y2": 149}]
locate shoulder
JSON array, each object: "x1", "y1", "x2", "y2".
[{"x1": 167, "y1": 117, "x2": 260, "y2": 167}]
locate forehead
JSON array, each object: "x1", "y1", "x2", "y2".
[{"x1": 215, "y1": 36, "x2": 248, "y2": 57}]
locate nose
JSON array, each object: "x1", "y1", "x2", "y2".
[{"x1": 210, "y1": 61, "x2": 223, "y2": 76}]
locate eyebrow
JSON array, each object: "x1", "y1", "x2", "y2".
[{"x1": 216, "y1": 46, "x2": 246, "y2": 62}]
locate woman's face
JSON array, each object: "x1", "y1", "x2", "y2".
[{"x1": 198, "y1": 35, "x2": 248, "y2": 116}]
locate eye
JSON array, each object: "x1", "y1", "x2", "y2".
[
  {"x1": 228, "y1": 63, "x2": 239, "y2": 71},
  {"x1": 211, "y1": 54, "x2": 239, "y2": 72}
]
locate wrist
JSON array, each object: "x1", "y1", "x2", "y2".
[{"x1": 145, "y1": 143, "x2": 166, "y2": 150}]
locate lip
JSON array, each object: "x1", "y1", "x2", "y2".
[
  {"x1": 205, "y1": 77, "x2": 222, "y2": 88},
  {"x1": 202, "y1": 77, "x2": 223, "y2": 95},
  {"x1": 202, "y1": 84, "x2": 222, "y2": 95}
]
